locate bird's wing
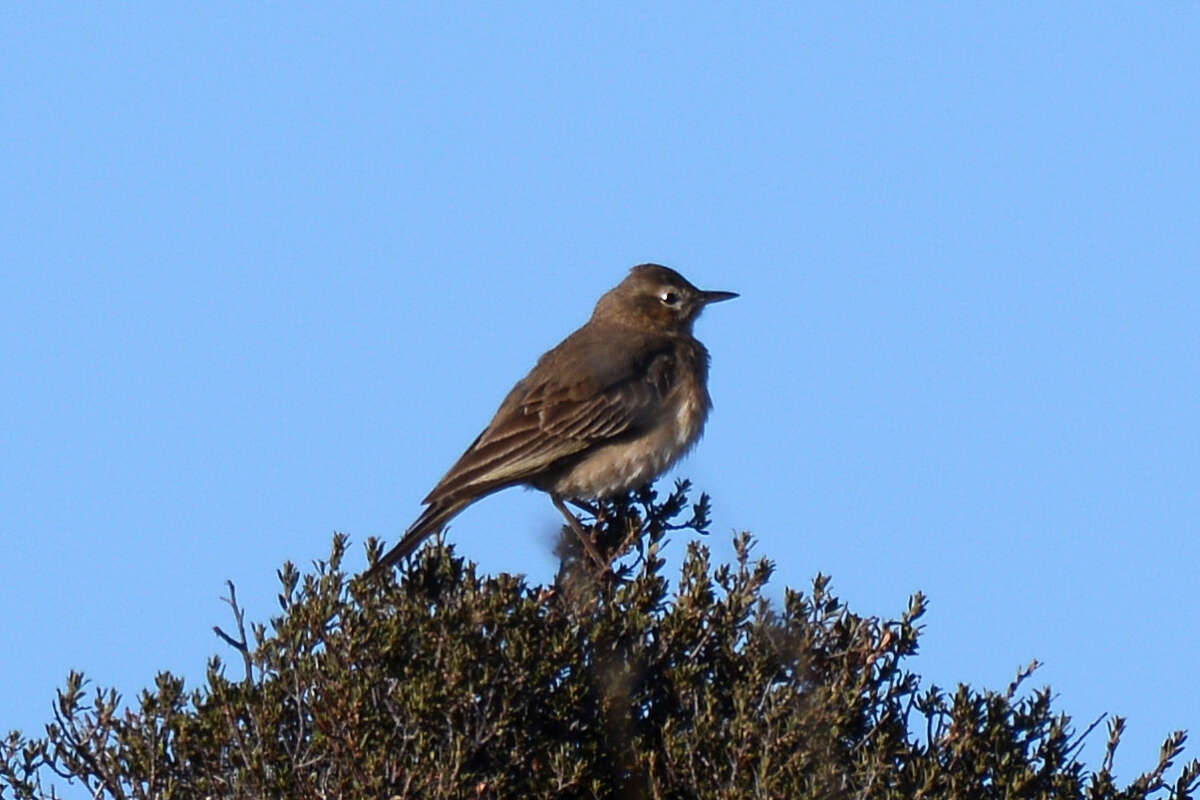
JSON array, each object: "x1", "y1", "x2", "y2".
[{"x1": 422, "y1": 332, "x2": 677, "y2": 503}]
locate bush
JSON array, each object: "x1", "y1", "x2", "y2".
[{"x1": 2, "y1": 483, "x2": 1195, "y2": 798}]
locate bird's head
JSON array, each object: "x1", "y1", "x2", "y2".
[{"x1": 592, "y1": 264, "x2": 738, "y2": 333}]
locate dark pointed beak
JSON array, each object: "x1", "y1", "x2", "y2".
[{"x1": 699, "y1": 289, "x2": 739, "y2": 305}]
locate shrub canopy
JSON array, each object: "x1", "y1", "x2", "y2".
[{"x1": 2, "y1": 483, "x2": 1195, "y2": 799}]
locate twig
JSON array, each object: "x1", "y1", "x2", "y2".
[{"x1": 213, "y1": 580, "x2": 255, "y2": 687}]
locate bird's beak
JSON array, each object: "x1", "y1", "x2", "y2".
[{"x1": 699, "y1": 289, "x2": 739, "y2": 305}]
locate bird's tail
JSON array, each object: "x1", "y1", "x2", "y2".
[{"x1": 362, "y1": 497, "x2": 473, "y2": 579}]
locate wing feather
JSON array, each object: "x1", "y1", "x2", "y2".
[{"x1": 422, "y1": 340, "x2": 677, "y2": 505}]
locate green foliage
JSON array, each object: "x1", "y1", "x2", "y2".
[{"x1": 2, "y1": 482, "x2": 1195, "y2": 798}]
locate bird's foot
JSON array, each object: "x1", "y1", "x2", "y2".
[
  {"x1": 567, "y1": 497, "x2": 602, "y2": 519},
  {"x1": 551, "y1": 495, "x2": 610, "y2": 572}
]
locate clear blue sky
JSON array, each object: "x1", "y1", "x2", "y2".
[{"x1": 3, "y1": 3, "x2": 1197, "y2": 790}]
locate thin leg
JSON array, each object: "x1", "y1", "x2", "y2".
[
  {"x1": 568, "y1": 498, "x2": 600, "y2": 516},
  {"x1": 551, "y1": 494, "x2": 608, "y2": 569}
]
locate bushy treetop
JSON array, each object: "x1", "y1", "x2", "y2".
[{"x1": 2, "y1": 482, "x2": 1195, "y2": 799}]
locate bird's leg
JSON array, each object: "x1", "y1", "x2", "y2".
[
  {"x1": 568, "y1": 498, "x2": 600, "y2": 518},
  {"x1": 551, "y1": 494, "x2": 608, "y2": 570},
  {"x1": 570, "y1": 496, "x2": 614, "y2": 528}
]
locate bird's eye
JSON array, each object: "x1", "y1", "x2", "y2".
[{"x1": 660, "y1": 291, "x2": 681, "y2": 307}]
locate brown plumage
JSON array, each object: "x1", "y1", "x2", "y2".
[{"x1": 365, "y1": 264, "x2": 736, "y2": 577}]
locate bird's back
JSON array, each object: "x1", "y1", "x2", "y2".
[{"x1": 423, "y1": 321, "x2": 689, "y2": 505}]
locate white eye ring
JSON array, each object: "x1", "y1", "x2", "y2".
[{"x1": 660, "y1": 290, "x2": 681, "y2": 307}]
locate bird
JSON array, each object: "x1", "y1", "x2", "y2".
[{"x1": 364, "y1": 263, "x2": 737, "y2": 578}]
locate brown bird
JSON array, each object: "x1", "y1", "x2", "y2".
[{"x1": 365, "y1": 264, "x2": 737, "y2": 577}]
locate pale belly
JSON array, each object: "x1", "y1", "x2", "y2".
[{"x1": 543, "y1": 391, "x2": 709, "y2": 499}]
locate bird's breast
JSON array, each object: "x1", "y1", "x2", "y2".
[{"x1": 543, "y1": 380, "x2": 711, "y2": 500}]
